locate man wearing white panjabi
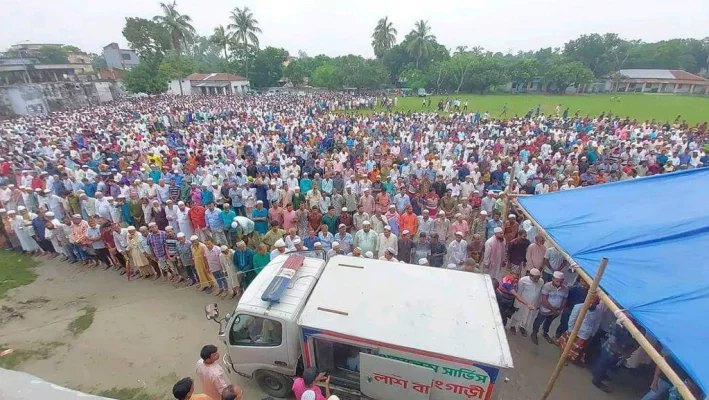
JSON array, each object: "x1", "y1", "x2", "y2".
[
  {"x1": 165, "y1": 200, "x2": 180, "y2": 232},
  {"x1": 508, "y1": 268, "x2": 544, "y2": 336},
  {"x1": 483, "y1": 226, "x2": 507, "y2": 280},
  {"x1": 176, "y1": 201, "x2": 193, "y2": 239},
  {"x1": 447, "y1": 231, "x2": 467, "y2": 269}
]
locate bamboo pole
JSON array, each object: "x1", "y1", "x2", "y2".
[
  {"x1": 513, "y1": 199, "x2": 696, "y2": 400},
  {"x1": 541, "y1": 258, "x2": 608, "y2": 400}
]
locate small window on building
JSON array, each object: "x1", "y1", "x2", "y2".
[
  {"x1": 121, "y1": 53, "x2": 132, "y2": 61},
  {"x1": 229, "y1": 314, "x2": 282, "y2": 347}
]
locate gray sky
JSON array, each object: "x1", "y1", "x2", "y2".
[{"x1": 2, "y1": 0, "x2": 708, "y2": 57}]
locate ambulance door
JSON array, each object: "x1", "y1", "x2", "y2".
[{"x1": 360, "y1": 353, "x2": 433, "y2": 400}]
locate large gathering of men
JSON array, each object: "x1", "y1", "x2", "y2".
[{"x1": 0, "y1": 92, "x2": 705, "y2": 400}]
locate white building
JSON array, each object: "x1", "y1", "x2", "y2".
[{"x1": 167, "y1": 73, "x2": 250, "y2": 95}]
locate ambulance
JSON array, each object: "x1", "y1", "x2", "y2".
[{"x1": 205, "y1": 253, "x2": 513, "y2": 399}]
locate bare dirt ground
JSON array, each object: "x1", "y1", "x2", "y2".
[{"x1": 0, "y1": 259, "x2": 648, "y2": 400}]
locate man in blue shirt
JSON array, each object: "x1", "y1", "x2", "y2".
[
  {"x1": 251, "y1": 200, "x2": 269, "y2": 235},
  {"x1": 204, "y1": 203, "x2": 226, "y2": 246}
]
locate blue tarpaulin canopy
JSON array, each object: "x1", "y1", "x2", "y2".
[{"x1": 518, "y1": 168, "x2": 709, "y2": 395}]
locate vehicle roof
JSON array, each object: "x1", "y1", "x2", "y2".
[
  {"x1": 235, "y1": 254, "x2": 326, "y2": 321},
  {"x1": 298, "y1": 256, "x2": 514, "y2": 369}
]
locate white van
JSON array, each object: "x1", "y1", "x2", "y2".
[{"x1": 206, "y1": 253, "x2": 513, "y2": 399}]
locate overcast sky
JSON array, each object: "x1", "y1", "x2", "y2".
[{"x1": 2, "y1": 0, "x2": 708, "y2": 57}]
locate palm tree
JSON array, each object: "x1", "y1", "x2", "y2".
[
  {"x1": 211, "y1": 25, "x2": 231, "y2": 62},
  {"x1": 371, "y1": 17, "x2": 397, "y2": 58},
  {"x1": 407, "y1": 20, "x2": 435, "y2": 69},
  {"x1": 154, "y1": 1, "x2": 196, "y2": 56},
  {"x1": 228, "y1": 6, "x2": 262, "y2": 79},
  {"x1": 454, "y1": 45, "x2": 468, "y2": 55}
]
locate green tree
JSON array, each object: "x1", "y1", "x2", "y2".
[
  {"x1": 400, "y1": 68, "x2": 427, "y2": 89},
  {"x1": 371, "y1": 16, "x2": 397, "y2": 59},
  {"x1": 36, "y1": 45, "x2": 70, "y2": 64},
  {"x1": 426, "y1": 61, "x2": 449, "y2": 93},
  {"x1": 284, "y1": 59, "x2": 308, "y2": 86},
  {"x1": 407, "y1": 20, "x2": 435, "y2": 69},
  {"x1": 189, "y1": 36, "x2": 226, "y2": 72},
  {"x1": 310, "y1": 64, "x2": 341, "y2": 89},
  {"x1": 228, "y1": 6, "x2": 262, "y2": 80},
  {"x1": 563, "y1": 33, "x2": 611, "y2": 76},
  {"x1": 211, "y1": 25, "x2": 231, "y2": 62},
  {"x1": 89, "y1": 53, "x2": 108, "y2": 70},
  {"x1": 507, "y1": 57, "x2": 539, "y2": 92},
  {"x1": 250, "y1": 47, "x2": 287, "y2": 87},
  {"x1": 543, "y1": 59, "x2": 595, "y2": 93},
  {"x1": 122, "y1": 17, "x2": 172, "y2": 63},
  {"x1": 158, "y1": 53, "x2": 197, "y2": 79},
  {"x1": 465, "y1": 56, "x2": 508, "y2": 93},
  {"x1": 122, "y1": 61, "x2": 168, "y2": 94},
  {"x1": 154, "y1": 1, "x2": 196, "y2": 56}
]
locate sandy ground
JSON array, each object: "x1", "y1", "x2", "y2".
[{"x1": 0, "y1": 259, "x2": 648, "y2": 400}]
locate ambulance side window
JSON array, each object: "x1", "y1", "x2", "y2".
[
  {"x1": 229, "y1": 314, "x2": 282, "y2": 347},
  {"x1": 313, "y1": 338, "x2": 374, "y2": 389}
]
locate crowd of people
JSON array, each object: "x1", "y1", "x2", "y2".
[{"x1": 0, "y1": 92, "x2": 706, "y2": 399}]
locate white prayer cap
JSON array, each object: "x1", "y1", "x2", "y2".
[
  {"x1": 388, "y1": 204, "x2": 395, "y2": 209},
  {"x1": 148, "y1": 222, "x2": 157, "y2": 227},
  {"x1": 455, "y1": 231, "x2": 463, "y2": 236},
  {"x1": 176, "y1": 232, "x2": 185, "y2": 238},
  {"x1": 438, "y1": 210, "x2": 445, "y2": 215},
  {"x1": 418, "y1": 258, "x2": 428, "y2": 265},
  {"x1": 314, "y1": 242, "x2": 323, "y2": 247},
  {"x1": 365, "y1": 251, "x2": 374, "y2": 258},
  {"x1": 178, "y1": 201, "x2": 185, "y2": 205},
  {"x1": 447, "y1": 263, "x2": 457, "y2": 269},
  {"x1": 386, "y1": 247, "x2": 396, "y2": 254},
  {"x1": 342, "y1": 207, "x2": 347, "y2": 212},
  {"x1": 127, "y1": 226, "x2": 136, "y2": 231},
  {"x1": 529, "y1": 268, "x2": 541, "y2": 276},
  {"x1": 45, "y1": 212, "x2": 54, "y2": 217},
  {"x1": 494, "y1": 227, "x2": 503, "y2": 233},
  {"x1": 553, "y1": 271, "x2": 565, "y2": 279},
  {"x1": 384, "y1": 225, "x2": 391, "y2": 231},
  {"x1": 362, "y1": 221, "x2": 371, "y2": 226},
  {"x1": 402, "y1": 230, "x2": 410, "y2": 235},
  {"x1": 190, "y1": 235, "x2": 199, "y2": 241},
  {"x1": 220, "y1": 245, "x2": 228, "y2": 251},
  {"x1": 301, "y1": 390, "x2": 317, "y2": 400},
  {"x1": 17, "y1": 206, "x2": 26, "y2": 211},
  {"x1": 275, "y1": 239, "x2": 286, "y2": 248},
  {"x1": 7, "y1": 210, "x2": 16, "y2": 214},
  {"x1": 480, "y1": 210, "x2": 488, "y2": 215},
  {"x1": 332, "y1": 241, "x2": 340, "y2": 247},
  {"x1": 0, "y1": 209, "x2": 5, "y2": 213},
  {"x1": 293, "y1": 238, "x2": 301, "y2": 244},
  {"x1": 43, "y1": 189, "x2": 51, "y2": 193},
  {"x1": 508, "y1": 214, "x2": 516, "y2": 219}
]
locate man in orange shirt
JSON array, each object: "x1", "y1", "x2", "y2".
[{"x1": 399, "y1": 205, "x2": 418, "y2": 235}]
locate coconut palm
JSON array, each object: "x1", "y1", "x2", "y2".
[
  {"x1": 211, "y1": 25, "x2": 231, "y2": 62},
  {"x1": 371, "y1": 16, "x2": 397, "y2": 59},
  {"x1": 407, "y1": 20, "x2": 435, "y2": 69},
  {"x1": 154, "y1": 1, "x2": 196, "y2": 56},
  {"x1": 228, "y1": 6, "x2": 262, "y2": 79}
]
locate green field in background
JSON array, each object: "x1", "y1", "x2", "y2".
[{"x1": 386, "y1": 94, "x2": 709, "y2": 124}]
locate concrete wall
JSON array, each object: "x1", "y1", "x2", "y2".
[
  {"x1": 95, "y1": 81, "x2": 113, "y2": 103},
  {"x1": 103, "y1": 47, "x2": 139, "y2": 70},
  {"x1": 0, "y1": 81, "x2": 123, "y2": 119},
  {"x1": 167, "y1": 79, "x2": 192, "y2": 95}
]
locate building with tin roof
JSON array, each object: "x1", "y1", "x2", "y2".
[
  {"x1": 610, "y1": 69, "x2": 709, "y2": 95},
  {"x1": 167, "y1": 72, "x2": 250, "y2": 95}
]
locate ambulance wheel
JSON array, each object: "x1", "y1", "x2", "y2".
[{"x1": 255, "y1": 370, "x2": 292, "y2": 398}]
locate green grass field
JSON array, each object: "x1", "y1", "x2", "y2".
[{"x1": 390, "y1": 94, "x2": 709, "y2": 124}]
